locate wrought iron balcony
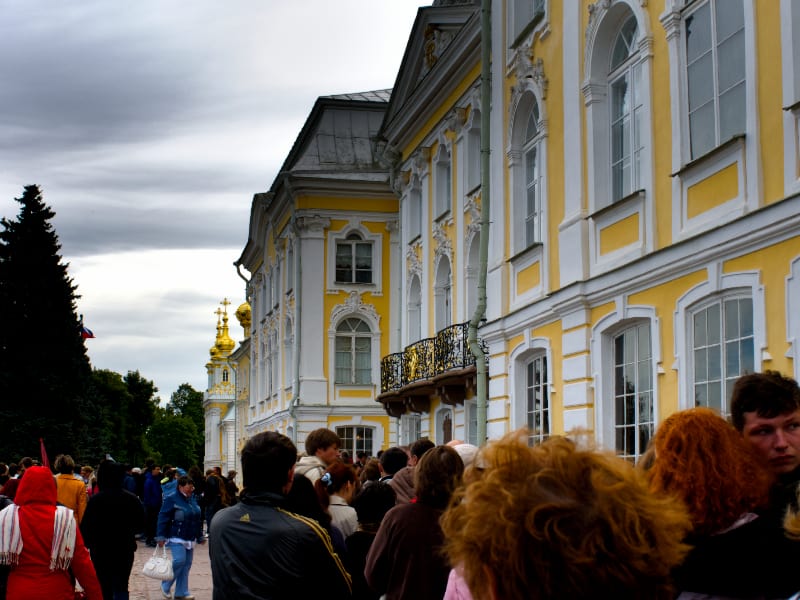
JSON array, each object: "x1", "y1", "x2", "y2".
[{"x1": 379, "y1": 321, "x2": 487, "y2": 394}]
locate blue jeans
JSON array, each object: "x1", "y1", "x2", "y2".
[{"x1": 161, "y1": 542, "x2": 193, "y2": 598}]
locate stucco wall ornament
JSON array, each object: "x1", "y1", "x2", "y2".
[
  {"x1": 406, "y1": 242, "x2": 422, "y2": 281},
  {"x1": 329, "y1": 291, "x2": 381, "y2": 330},
  {"x1": 432, "y1": 217, "x2": 453, "y2": 264}
]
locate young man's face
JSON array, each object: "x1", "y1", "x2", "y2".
[
  {"x1": 316, "y1": 444, "x2": 340, "y2": 466},
  {"x1": 742, "y1": 409, "x2": 800, "y2": 475}
]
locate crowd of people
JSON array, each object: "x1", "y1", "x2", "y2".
[
  {"x1": 0, "y1": 451, "x2": 240, "y2": 599},
  {"x1": 3, "y1": 369, "x2": 800, "y2": 599}
]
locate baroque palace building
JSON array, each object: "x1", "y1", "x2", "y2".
[{"x1": 226, "y1": 0, "x2": 800, "y2": 460}]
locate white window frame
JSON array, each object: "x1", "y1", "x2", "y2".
[
  {"x1": 435, "y1": 407, "x2": 454, "y2": 445},
  {"x1": 510, "y1": 92, "x2": 546, "y2": 254},
  {"x1": 688, "y1": 295, "x2": 755, "y2": 416},
  {"x1": 434, "y1": 144, "x2": 452, "y2": 219},
  {"x1": 334, "y1": 317, "x2": 373, "y2": 385},
  {"x1": 510, "y1": 338, "x2": 553, "y2": 437},
  {"x1": 326, "y1": 222, "x2": 383, "y2": 294},
  {"x1": 780, "y1": 0, "x2": 800, "y2": 195},
  {"x1": 434, "y1": 255, "x2": 452, "y2": 332},
  {"x1": 591, "y1": 303, "x2": 661, "y2": 458},
  {"x1": 335, "y1": 232, "x2": 373, "y2": 285},
  {"x1": 674, "y1": 267, "x2": 765, "y2": 409},
  {"x1": 407, "y1": 274, "x2": 422, "y2": 343},
  {"x1": 611, "y1": 322, "x2": 654, "y2": 461},
  {"x1": 407, "y1": 183, "x2": 423, "y2": 242},
  {"x1": 336, "y1": 425, "x2": 375, "y2": 458},
  {"x1": 400, "y1": 414, "x2": 422, "y2": 446}
]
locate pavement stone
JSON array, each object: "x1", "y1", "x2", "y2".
[{"x1": 129, "y1": 539, "x2": 212, "y2": 600}]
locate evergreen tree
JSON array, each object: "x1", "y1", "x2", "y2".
[
  {"x1": 146, "y1": 407, "x2": 201, "y2": 468},
  {"x1": 123, "y1": 370, "x2": 158, "y2": 466},
  {"x1": 0, "y1": 185, "x2": 91, "y2": 460}
]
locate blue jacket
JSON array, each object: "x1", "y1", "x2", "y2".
[
  {"x1": 156, "y1": 489, "x2": 202, "y2": 542},
  {"x1": 143, "y1": 471, "x2": 162, "y2": 508}
]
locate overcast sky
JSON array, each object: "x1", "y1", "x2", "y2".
[{"x1": 0, "y1": 0, "x2": 424, "y2": 402}]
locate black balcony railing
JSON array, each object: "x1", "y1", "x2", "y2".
[{"x1": 380, "y1": 321, "x2": 487, "y2": 394}]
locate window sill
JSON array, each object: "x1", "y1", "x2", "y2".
[
  {"x1": 672, "y1": 134, "x2": 745, "y2": 178},
  {"x1": 508, "y1": 241, "x2": 543, "y2": 264},
  {"x1": 784, "y1": 99, "x2": 800, "y2": 112},
  {"x1": 408, "y1": 234, "x2": 422, "y2": 246},
  {"x1": 590, "y1": 189, "x2": 645, "y2": 220},
  {"x1": 434, "y1": 209, "x2": 452, "y2": 223}
]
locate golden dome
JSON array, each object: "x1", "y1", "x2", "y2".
[{"x1": 235, "y1": 301, "x2": 252, "y2": 333}]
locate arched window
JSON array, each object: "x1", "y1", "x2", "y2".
[
  {"x1": 434, "y1": 145, "x2": 452, "y2": 218},
  {"x1": 609, "y1": 15, "x2": 643, "y2": 202},
  {"x1": 434, "y1": 257, "x2": 452, "y2": 331},
  {"x1": 612, "y1": 322, "x2": 653, "y2": 461},
  {"x1": 510, "y1": 92, "x2": 546, "y2": 254},
  {"x1": 222, "y1": 369, "x2": 229, "y2": 383},
  {"x1": 335, "y1": 317, "x2": 372, "y2": 384},
  {"x1": 408, "y1": 275, "x2": 422, "y2": 343}
]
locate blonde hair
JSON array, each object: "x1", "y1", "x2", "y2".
[{"x1": 441, "y1": 431, "x2": 691, "y2": 600}]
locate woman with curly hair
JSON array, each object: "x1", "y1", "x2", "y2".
[
  {"x1": 648, "y1": 407, "x2": 800, "y2": 598},
  {"x1": 441, "y1": 432, "x2": 691, "y2": 600}
]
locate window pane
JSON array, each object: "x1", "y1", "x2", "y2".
[
  {"x1": 707, "y1": 344, "x2": 721, "y2": 379},
  {"x1": 685, "y1": 5, "x2": 711, "y2": 63},
  {"x1": 739, "y1": 298, "x2": 753, "y2": 336},
  {"x1": 717, "y1": 30, "x2": 745, "y2": 94},
  {"x1": 707, "y1": 303, "x2": 721, "y2": 344},
  {"x1": 719, "y1": 82, "x2": 745, "y2": 142},
  {"x1": 695, "y1": 382, "x2": 708, "y2": 407},
  {"x1": 726, "y1": 340, "x2": 740, "y2": 375},
  {"x1": 715, "y1": 0, "x2": 744, "y2": 42},
  {"x1": 695, "y1": 348, "x2": 708, "y2": 382},
  {"x1": 694, "y1": 311, "x2": 707, "y2": 346},
  {"x1": 689, "y1": 102, "x2": 716, "y2": 158},
  {"x1": 724, "y1": 299, "x2": 740, "y2": 339},
  {"x1": 741, "y1": 337, "x2": 755, "y2": 373},
  {"x1": 707, "y1": 381, "x2": 722, "y2": 412},
  {"x1": 688, "y1": 53, "x2": 714, "y2": 112}
]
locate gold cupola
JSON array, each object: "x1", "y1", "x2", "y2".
[{"x1": 215, "y1": 298, "x2": 236, "y2": 357}]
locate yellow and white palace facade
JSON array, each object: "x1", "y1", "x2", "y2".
[{"x1": 227, "y1": 0, "x2": 800, "y2": 459}]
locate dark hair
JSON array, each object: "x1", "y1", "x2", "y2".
[
  {"x1": 379, "y1": 447, "x2": 408, "y2": 476},
  {"x1": 305, "y1": 428, "x2": 341, "y2": 456},
  {"x1": 97, "y1": 460, "x2": 126, "y2": 491},
  {"x1": 730, "y1": 371, "x2": 800, "y2": 431},
  {"x1": 409, "y1": 438, "x2": 435, "y2": 460},
  {"x1": 241, "y1": 431, "x2": 297, "y2": 493},
  {"x1": 285, "y1": 472, "x2": 332, "y2": 528},
  {"x1": 177, "y1": 475, "x2": 193, "y2": 487},
  {"x1": 352, "y1": 481, "x2": 396, "y2": 526},
  {"x1": 54, "y1": 454, "x2": 76, "y2": 475},
  {"x1": 415, "y1": 445, "x2": 464, "y2": 509}
]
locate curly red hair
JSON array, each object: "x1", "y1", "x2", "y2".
[
  {"x1": 441, "y1": 432, "x2": 691, "y2": 600},
  {"x1": 648, "y1": 407, "x2": 771, "y2": 536}
]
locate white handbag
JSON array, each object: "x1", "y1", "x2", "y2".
[{"x1": 142, "y1": 545, "x2": 173, "y2": 581}]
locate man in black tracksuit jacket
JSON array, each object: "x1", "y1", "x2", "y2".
[{"x1": 209, "y1": 431, "x2": 352, "y2": 599}]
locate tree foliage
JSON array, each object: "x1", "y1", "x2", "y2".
[
  {"x1": 166, "y1": 383, "x2": 205, "y2": 465},
  {"x1": 146, "y1": 407, "x2": 202, "y2": 469},
  {"x1": 0, "y1": 185, "x2": 91, "y2": 461}
]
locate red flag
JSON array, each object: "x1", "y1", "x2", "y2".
[{"x1": 39, "y1": 437, "x2": 50, "y2": 469}]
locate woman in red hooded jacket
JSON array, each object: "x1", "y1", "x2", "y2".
[{"x1": 0, "y1": 465, "x2": 102, "y2": 599}]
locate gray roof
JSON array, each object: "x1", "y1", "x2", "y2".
[{"x1": 322, "y1": 89, "x2": 392, "y2": 103}]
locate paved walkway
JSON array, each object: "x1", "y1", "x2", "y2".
[{"x1": 129, "y1": 539, "x2": 212, "y2": 600}]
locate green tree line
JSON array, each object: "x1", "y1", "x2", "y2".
[{"x1": 0, "y1": 185, "x2": 205, "y2": 468}]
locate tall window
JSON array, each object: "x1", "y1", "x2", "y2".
[
  {"x1": 408, "y1": 186, "x2": 422, "y2": 241},
  {"x1": 526, "y1": 354, "x2": 549, "y2": 445},
  {"x1": 270, "y1": 331, "x2": 279, "y2": 394},
  {"x1": 524, "y1": 106, "x2": 543, "y2": 247},
  {"x1": 610, "y1": 16, "x2": 643, "y2": 202},
  {"x1": 692, "y1": 297, "x2": 754, "y2": 414},
  {"x1": 222, "y1": 369, "x2": 229, "y2": 383},
  {"x1": 265, "y1": 272, "x2": 272, "y2": 312},
  {"x1": 286, "y1": 243, "x2": 294, "y2": 291},
  {"x1": 336, "y1": 233, "x2": 373, "y2": 284},
  {"x1": 335, "y1": 318, "x2": 372, "y2": 384},
  {"x1": 408, "y1": 275, "x2": 422, "y2": 343},
  {"x1": 400, "y1": 414, "x2": 422, "y2": 446},
  {"x1": 434, "y1": 258, "x2": 452, "y2": 331},
  {"x1": 336, "y1": 426, "x2": 374, "y2": 457},
  {"x1": 685, "y1": 0, "x2": 745, "y2": 158},
  {"x1": 435, "y1": 148, "x2": 451, "y2": 218},
  {"x1": 613, "y1": 323, "x2": 653, "y2": 461}
]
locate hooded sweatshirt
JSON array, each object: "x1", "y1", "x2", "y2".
[{"x1": 4, "y1": 466, "x2": 102, "y2": 600}]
